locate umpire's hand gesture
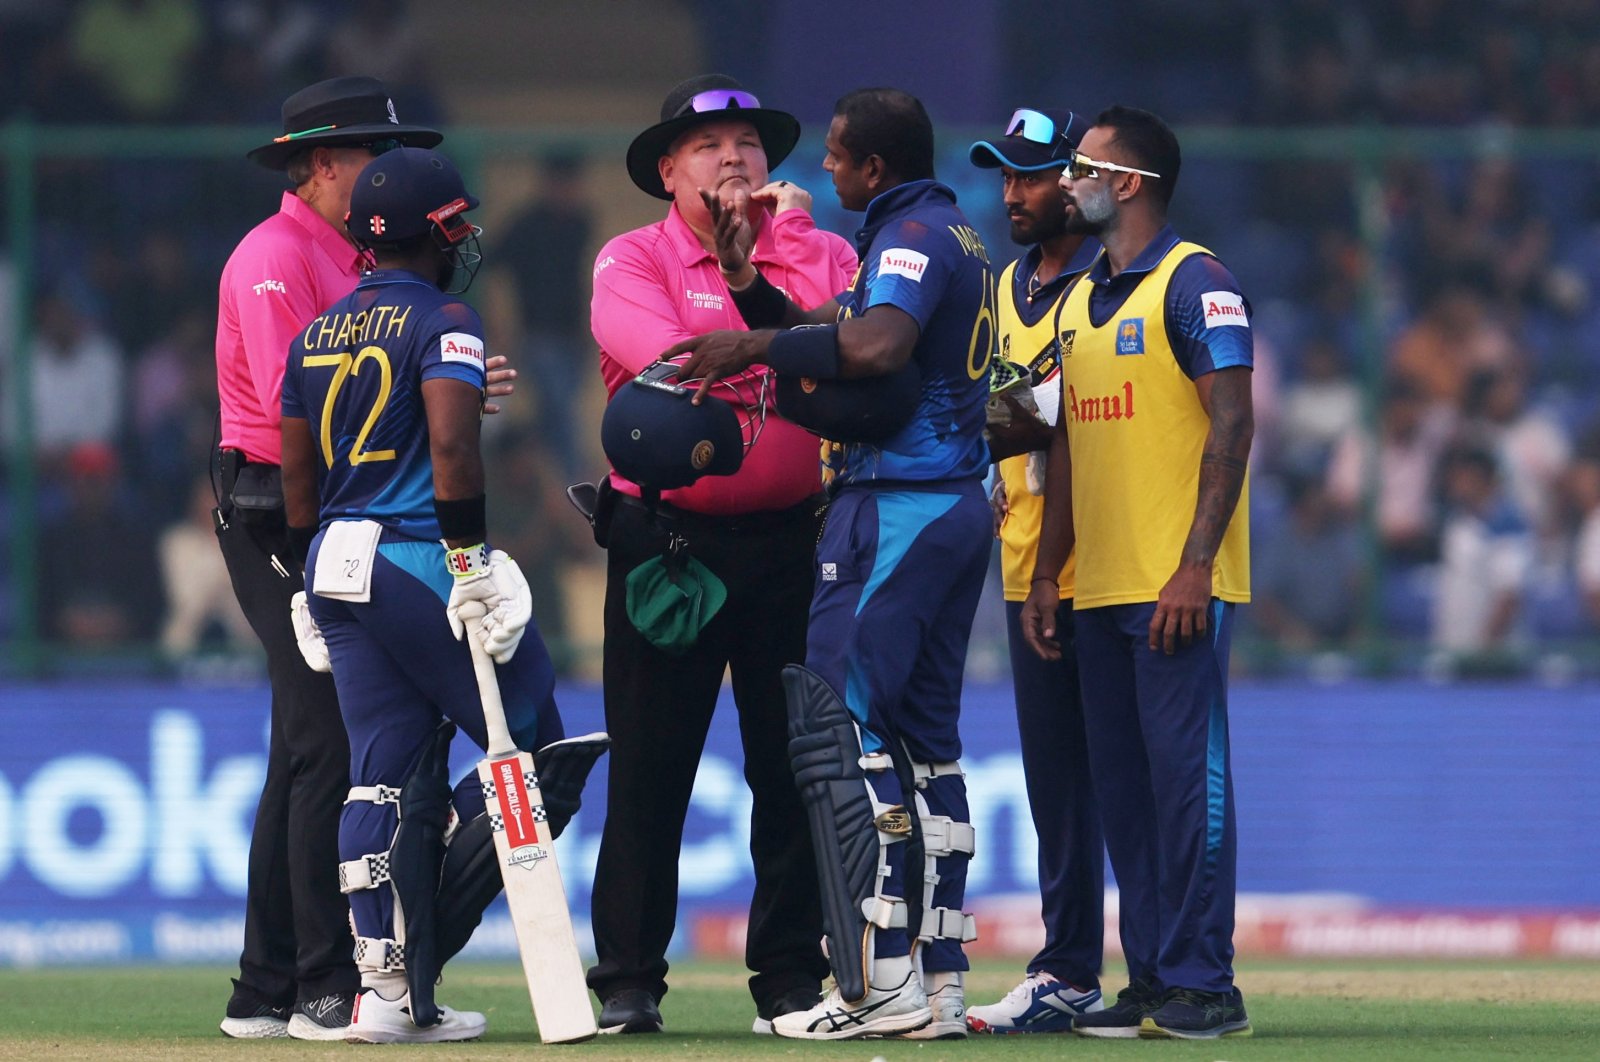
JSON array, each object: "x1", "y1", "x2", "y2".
[{"x1": 702, "y1": 187, "x2": 754, "y2": 279}]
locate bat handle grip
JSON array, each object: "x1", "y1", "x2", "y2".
[{"x1": 457, "y1": 601, "x2": 518, "y2": 758}]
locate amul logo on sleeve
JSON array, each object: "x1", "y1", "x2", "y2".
[
  {"x1": 440, "y1": 332, "x2": 485, "y2": 368},
  {"x1": 878, "y1": 248, "x2": 929, "y2": 282},
  {"x1": 1201, "y1": 291, "x2": 1249, "y2": 329}
]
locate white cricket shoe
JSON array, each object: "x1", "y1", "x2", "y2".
[
  {"x1": 967, "y1": 970, "x2": 1104, "y2": 1034},
  {"x1": 344, "y1": 988, "x2": 486, "y2": 1043},
  {"x1": 771, "y1": 971, "x2": 931, "y2": 1040},
  {"x1": 896, "y1": 970, "x2": 967, "y2": 1039}
]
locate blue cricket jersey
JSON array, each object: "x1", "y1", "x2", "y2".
[
  {"x1": 281, "y1": 269, "x2": 486, "y2": 540},
  {"x1": 830, "y1": 180, "x2": 994, "y2": 487}
]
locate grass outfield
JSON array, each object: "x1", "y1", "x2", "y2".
[{"x1": 1, "y1": 960, "x2": 1596, "y2": 1060}]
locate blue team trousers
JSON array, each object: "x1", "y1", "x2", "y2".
[
  {"x1": 1073, "y1": 600, "x2": 1238, "y2": 994},
  {"x1": 805, "y1": 482, "x2": 991, "y2": 971},
  {"x1": 1004, "y1": 598, "x2": 1105, "y2": 988},
  {"x1": 307, "y1": 531, "x2": 563, "y2": 947}
]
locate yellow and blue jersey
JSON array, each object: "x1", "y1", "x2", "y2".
[
  {"x1": 281, "y1": 269, "x2": 487, "y2": 540},
  {"x1": 1056, "y1": 226, "x2": 1252, "y2": 608},
  {"x1": 829, "y1": 180, "x2": 993, "y2": 487},
  {"x1": 994, "y1": 242, "x2": 1098, "y2": 602}
]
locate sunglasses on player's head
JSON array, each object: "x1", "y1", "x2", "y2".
[
  {"x1": 359, "y1": 138, "x2": 404, "y2": 156},
  {"x1": 675, "y1": 88, "x2": 762, "y2": 117},
  {"x1": 1004, "y1": 108, "x2": 1073, "y2": 147},
  {"x1": 1064, "y1": 151, "x2": 1161, "y2": 181}
]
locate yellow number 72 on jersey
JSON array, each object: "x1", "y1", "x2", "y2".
[{"x1": 302, "y1": 345, "x2": 398, "y2": 468}]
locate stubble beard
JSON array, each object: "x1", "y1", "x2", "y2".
[{"x1": 1063, "y1": 182, "x2": 1116, "y2": 236}]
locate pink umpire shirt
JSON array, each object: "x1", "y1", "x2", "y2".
[
  {"x1": 592, "y1": 203, "x2": 857, "y2": 515},
  {"x1": 216, "y1": 191, "x2": 365, "y2": 464}
]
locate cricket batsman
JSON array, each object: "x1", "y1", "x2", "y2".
[{"x1": 278, "y1": 146, "x2": 607, "y2": 1043}]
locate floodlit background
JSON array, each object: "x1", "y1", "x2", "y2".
[{"x1": 1, "y1": 0, "x2": 1597, "y2": 967}]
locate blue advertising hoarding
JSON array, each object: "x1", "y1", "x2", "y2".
[{"x1": 2, "y1": 679, "x2": 1597, "y2": 964}]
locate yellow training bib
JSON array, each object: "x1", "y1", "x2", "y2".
[
  {"x1": 995, "y1": 258, "x2": 1076, "y2": 602},
  {"x1": 1057, "y1": 241, "x2": 1250, "y2": 608}
]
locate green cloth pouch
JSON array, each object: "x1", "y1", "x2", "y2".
[{"x1": 624, "y1": 553, "x2": 728, "y2": 654}]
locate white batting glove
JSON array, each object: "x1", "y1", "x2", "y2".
[
  {"x1": 289, "y1": 590, "x2": 332, "y2": 673},
  {"x1": 444, "y1": 544, "x2": 532, "y2": 664}
]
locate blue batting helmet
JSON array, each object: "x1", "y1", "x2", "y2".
[
  {"x1": 347, "y1": 146, "x2": 479, "y2": 246},
  {"x1": 602, "y1": 362, "x2": 747, "y2": 491},
  {"x1": 774, "y1": 360, "x2": 922, "y2": 443}
]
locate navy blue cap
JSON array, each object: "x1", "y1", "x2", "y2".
[
  {"x1": 347, "y1": 147, "x2": 479, "y2": 245},
  {"x1": 602, "y1": 363, "x2": 744, "y2": 490},
  {"x1": 970, "y1": 108, "x2": 1086, "y2": 172}
]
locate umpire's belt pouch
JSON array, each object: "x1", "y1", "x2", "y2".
[
  {"x1": 229, "y1": 462, "x2": 283, "y2": 525},
  {"x1": 624, "y1": 552, "x2": 726, "y2": 654},
  {"x1": 565, "y1": 478, "x2": 618, "y2": 549},
  {"x1": 312, "y1": 519, "x2": 382, "y2": 602},
  {"x1": 591, "y1": 476, "x2": 618, "y2": 549}
]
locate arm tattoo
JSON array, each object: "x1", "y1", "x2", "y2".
[
  {"x1": 1181, "y1": 369, "x2": 1253, "y2": 569},
  {"x1": 1200, "y1": 452, "x2": 1248, "y2": 474}
]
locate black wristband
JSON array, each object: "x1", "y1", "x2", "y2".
[
  {"x1": 728, "y1": 269, "x2": 791, "y2": 328},
  {"x1": 767, "y1": 324, "x2": 842, "y2": 379},
  {"x1": 434, "y1": 494, "x2": 487, "y2": 542},
  {"x1": 287, "y1": 525, "x2": 316, "y2": 566}
]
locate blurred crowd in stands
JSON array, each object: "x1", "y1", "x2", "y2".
[{"x1": 2, "y1": 0, "x2": 1599, "y2": 675}]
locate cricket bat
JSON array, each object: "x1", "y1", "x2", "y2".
[{"x1": 462, "y1": 606, "x2": 598, "y2": 1044}]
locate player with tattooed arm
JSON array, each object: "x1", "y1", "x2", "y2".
[{"x1": 1020, "y1": 106, "x2": 1254, "y2": 1041}]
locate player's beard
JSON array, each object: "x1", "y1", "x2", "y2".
[
  {"x1": 1063, "y1": 180, "x2": 1116, "y2": 236},
  {"x1": 1009, "y1": 202, "x2": 1067, "y2": 247}
]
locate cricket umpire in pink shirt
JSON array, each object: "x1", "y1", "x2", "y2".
[
  {"x1": 213, "y1": 76, "x2": 512, "y2": 1041},
  {"x1": 585, "y1": 74, "x2": 857, "y2": 1035}
]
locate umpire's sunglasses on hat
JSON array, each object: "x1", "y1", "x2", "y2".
[{"x1": 674, "y1": 88, "x2": 762, "y2": 117}]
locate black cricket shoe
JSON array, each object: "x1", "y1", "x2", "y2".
[
  {"x1": 1072, "y1": 976, "x2": 1165, "y2": 1038},
  {"x1": 219, "y1": 978, "x2": 290, "y2": 1038},
  {"x1": 598, "y1": 988, "x2": 664, "y2": 1034},
  {"x1": 752, "y1": 985, "x2": 823, "y2": 1034},
  {"x1": 1139, "y1": 986, "x2": 1252, "y2": 1039},
  {"x1": 288, "y1": 989, "x2": 355, "y2": 1040}
]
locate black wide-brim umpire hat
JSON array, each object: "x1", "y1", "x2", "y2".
[
  {"x1": 248, "y1": 76, "x2": 443, "y2": 170},
  {"x1": 626, "y1": 74, "x2": 802, "y2": 200},
  {"x1": 970, "y1": 107, "x2": 1086, "y2": 171}
]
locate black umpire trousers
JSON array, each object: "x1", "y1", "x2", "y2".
[
  {"x1": 587, "y1": 494, "x2": 830, "y2": 1010},
  {"x1": 215, "y1": 471, "x2": 358, "y2": 1005}
]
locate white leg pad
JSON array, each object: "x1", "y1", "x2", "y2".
[{"x1": 911, "y1": 774, "x2": 977, "y2": 946}]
